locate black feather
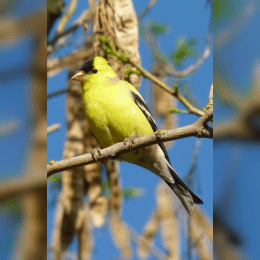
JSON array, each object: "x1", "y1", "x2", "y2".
[
  {"x1": 79, "y1": 58, "x2": 94, "y2": 74},
  {"x1": 129, "y1": 90, "x2": 171, "y2": 163}
]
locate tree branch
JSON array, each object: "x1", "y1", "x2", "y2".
[
  {"x1": 0, "y1": 177, "x2": 46, "y2": 202},
  {"x1": 47, "y1": 113, "x2": 212, "y2": 178},
  {"x1": 196, "y1": 107, "x2": 213, "y2": 128}
]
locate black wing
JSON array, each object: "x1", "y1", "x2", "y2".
[{"x1": 129, "y1": 90, "x2": 171, "y2": 164}]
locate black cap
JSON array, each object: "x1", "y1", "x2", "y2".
[{"x1": 79, "y1": 58, "x2": 94, "y2": 73}]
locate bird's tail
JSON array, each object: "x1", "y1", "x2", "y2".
[{"x1": 166, "y1": 167, "x2": 203, "y2": 214}]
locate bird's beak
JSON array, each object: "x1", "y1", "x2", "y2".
[{"x1": 71, "y1": 70, "x2": 86, "y2": 81}]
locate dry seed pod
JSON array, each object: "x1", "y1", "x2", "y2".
[
  {"x1": 193, "y1": 207, "x2": 213, "y2": 240},
  {"x1": 190, "y1": 215, "x2": 212, "y2": 260},
  {"x1": 106, "y1": 160, "x2": 132, "y2": 258},
  {"x1": 76, "y1": 206, "x2": 93, "y2": 260},
  {"x1": 138, "y1": 210, "x2": 160, "y2": 259},
  {"x1": 106, "y1": 160, "x2": 123, "y2": 217},
  {"x1": 62, "y1": 75, "x2": 86, "y2": 215},
  {"x1": 52, "y1": 197, "x2": 75, "y2": 260},
  {"x1": 84, "y1": 161, "x2": 107, "y2": 227},
  {"x1": 153, "y1": 63, "x2": 177, "y2": 143},
  {"x1": 93, "y1": 0, "x2": 142, "y2": 89},
  {"x1": 52, "y1": 71, "x2": 86, "y2": 258},
  {"x1": 157, "y1": 183, "x2": 180, "y2": 260},
  {"x1": 110, "y1": 215, "x2": 133, "y2": 259}
]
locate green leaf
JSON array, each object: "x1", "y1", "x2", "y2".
[
  {"x1": 173, "y1": 83, "x2": 179, "y2": 92},
  {"x1": 150, "y1": 21, "x2": 169, "y2": 36},
  {"x1": 168, "y1": 107, "x2": 188, "y2": 114},
  {"x1": 125, "y1": 66, "x2": 142, "y2": 77},
  {"x1": 49, "y1": 173, "x2": 62, "y2": 183},
  {"x1": 171, "y1": 37, "x2": 201, "y2": 65},
  {"x1": 187, "y1": 37, "x2": 199, "y2": 46},
  {"x1": 123, "y1": 188, "x2": 144, "y2": 199},
  {"x1": 213, "y1": 0, "x2": 239, "y2": 25},
  {"x1": 0, "y1": 196, "x2": 23, "y2": 216}
]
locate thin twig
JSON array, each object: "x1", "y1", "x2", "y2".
[
  {"x1": 0, "y1": 119, "x2": 20, "y2": 137},
  {"x1": 48, "y1": 23, "x2": 80, "y2": 48},
  {"x1": 138, "y1": 0, "x2": 159, "y2": 20},
  {"x1": 47, "y1": 88, "x2": 69, "y2": 99},
  {"x1": 129, "y1": 225, "x2": 169, "y2": 260},
  {"x1": 47, "y1": 109, "x2": 212, "y2": 177},
  {"x1": 208, "y1": 84, "x2": 213, "y2": 106},
  {"x1": 56, "y1": 0, "x2": 79, "y2": 33},
  {"x1": 167, "y1": 14, "x2": 212, "y2": 78},
  {"x1": 47, "y1": 45, "x2": 94, "y2": 77},
  {"x1": 48, "y1": 9, "x2": 89, "y2": 47},
  {"x1": 47, "y1": 123, "x2": 61, "y2": 134},
  {"x1": 127, "y1": 58, "x2": 204, "y2": 116}
]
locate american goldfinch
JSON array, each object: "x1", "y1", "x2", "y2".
[{"x1": 71, "y1": 56, "x2": 203, "y2": 214}]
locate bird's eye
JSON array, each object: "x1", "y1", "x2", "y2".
[{"x1": 92, "y1": 68, "x2": 98, "y2": 73}]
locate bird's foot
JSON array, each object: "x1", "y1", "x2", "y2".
[
  {"x1": 91, "y1": 148, "x2": 102, "y2": 162},
  {"x1": 124, "y1": 137, "x2": 139, "y2": 155}
]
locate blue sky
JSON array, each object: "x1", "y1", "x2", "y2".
[
  {"x1": 47, "y1": 0, "x2": 212, "y2": 259},
  {"x1": 0, "y1": 1, "x2": 44, "y2": 258},
  {"x1": 214, "y1": 1, "x2": 260, "y2": 258}
]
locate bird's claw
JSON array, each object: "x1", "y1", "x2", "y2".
[{"x1": 91, "y1": 148, "x2": 102, "y2": 162}]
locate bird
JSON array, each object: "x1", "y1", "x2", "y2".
[{"x1": 71, "y1": 56, "x2": 203, "y2": 214}]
